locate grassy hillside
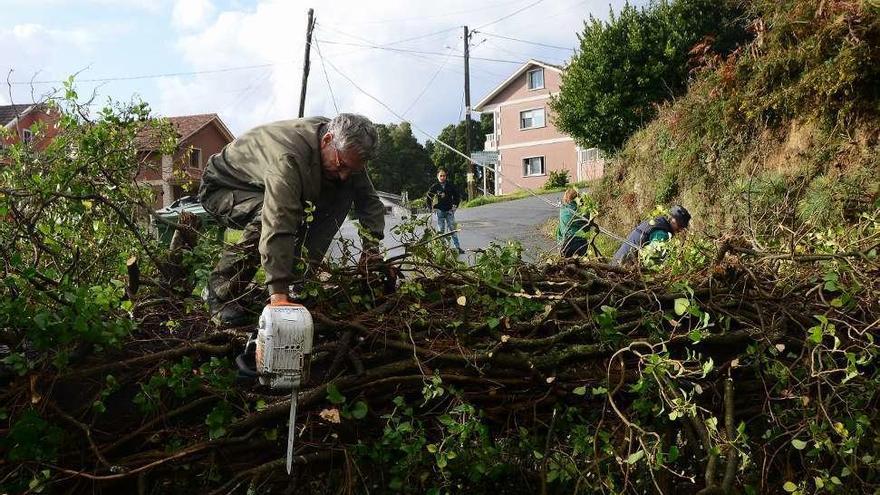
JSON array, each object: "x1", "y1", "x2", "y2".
[{"x1": 593, "y1": 0, "x2": 880, "y2": 238}]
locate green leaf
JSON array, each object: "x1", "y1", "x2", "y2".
[
  {"x1": 791, "y1": 438, "x2": 808, "y2": 450},
  {"x1": 351, "y1": 400, "x2": 368, "y2": 420},
  {"x1": 783, "y1": 481, "x2": 797, "y2": 492},
  {"x1": 487, "y1": 317, "x2": 500, "y2": 329},
  {"x1": 426, "y1": 443, "x2": 438, "y2": 453},
  {"x1": 326, "y1": 384, "x2": 346, "y2": 405},
  {"x1": 701, "y1": 358, "x2": 714, "y2": 377},
  {"x1": 674, "y1": 298, "x2": 689, "y2": 316},
  {"x1": 625, "y1": 450, "x2": 645, "y2": 465},
  {"x1": 572, "y1": 386, "x2": 587, "y2": 396}
]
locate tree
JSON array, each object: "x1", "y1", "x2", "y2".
[
  {"x1": 426, "y1": 118, "x2": 487, "y2": 197},
  {"x1": 368, "y1": 122, "x2": 434, "y2": 198},
  {"x1": 550, "y1": 0, "x2": 745, "y2": 152}
]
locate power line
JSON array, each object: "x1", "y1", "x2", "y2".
[
  {"x1": 316, "y1": 23, "x2": 458, "y2": 50},
  {"x1": 473, "y1": 30, "x2": 575, "y2": 51},
  {"x1": 9, "y1": 62, "x2": 283, "y2": 86},
  {"x1": 318, "y1": 0, "x2": 527, "y2": 26},
  {"x1": 475, "y1": 0, "x2": 547, "y2": 30},
  {"x1": 316, "y1": 39, "x2": 525, "y2": 64},
  {"x1": 313, "y1": 36, "x2": 340, "y2": 113},
  {"x1": 402, "y1": 47, "x2": 457, "y2": 118}
]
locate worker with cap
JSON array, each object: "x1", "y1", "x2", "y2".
[{"x1": 611, "y1": 205, "x2": 691, "y2": 265}]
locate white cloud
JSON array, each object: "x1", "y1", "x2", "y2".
[
  {"x1": 0, "y1": 23, "x2": 98, "y2": 104},
  {"x1": 172, "y1": 0, "x2": 216, "y2": 31},
  {"x1": 151, "y1": 0, "x2": 640, "y2": 137}
]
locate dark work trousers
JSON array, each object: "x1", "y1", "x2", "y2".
[
  {"x1": 561, "y1": 235, "x2": 589, "y2": 258},
  {"x1": 200, "y1": 180, "x2": 357, "y2": 305}
]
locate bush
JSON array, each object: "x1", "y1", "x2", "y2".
[
  {"x1": 544, "y1": 170, "x2": 570, "y2": 190},
  {"x1": 551, "y1": 0, "x2": 746, "y2": 151}
]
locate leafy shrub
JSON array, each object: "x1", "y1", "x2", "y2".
[
  {"x1": 0, "y1": 82, "x2": 175, "y2": 371},
  {"x1": 544, "y1": 170, "x2": 570, "y2": 190},
  {"x1": 551, "y1": 0, "x2": 746, "y2": 151}
]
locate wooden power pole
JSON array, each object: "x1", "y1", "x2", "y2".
[
  {"x1": 463, "y1": 25, "x2": 477, "y2": 200},
  {"x1": 298, "y1": 8, "x2": 316, "y2": 118}
]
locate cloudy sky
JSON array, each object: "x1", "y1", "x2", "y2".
[{"x1": 2, "y1": 0, "x2": 646, "y2": 139}]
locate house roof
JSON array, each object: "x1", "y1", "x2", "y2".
[
  {"x1": 473, "y1": 59, "x2": 565, "y2": 111},
  {"x1": 136, "y1": 113, "x2": 235, "y2": 150},
  {"x1": 1, "y1": 104, "x2": 36, "y2": 127}
]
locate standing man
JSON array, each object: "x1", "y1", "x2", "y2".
[
  {"x1": 198, "y1": 114, "x2": 386, "y2": 325},
  {"x1": 611, "y1": 205, "x2": 691, "y2": 265},
  {"x1": 426, "y1": 169, "x2": 465, "y2": 254}
]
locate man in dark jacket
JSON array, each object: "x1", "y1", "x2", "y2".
[
  {"x1": 611, "y1": 205, "x2": 691, "y2": 265},
  {"x1": 198, "y1": 113, "x2": 386, "y2": 325},
  {"x1": 425, "y1": 169, "x2": 464, "y2": 254}
]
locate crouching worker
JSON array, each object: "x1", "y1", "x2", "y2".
[
  {"x1": 611, "y1": 205, "x2": 691, "y2": 266},
  {"x1": 198, "y1": 114, "x2": 386, "y2": 326},
  {"x1": 557, "y1": 188, "x2": 593, "y2": 258}
]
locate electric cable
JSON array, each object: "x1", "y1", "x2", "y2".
[
  {"x1": 9, "y1": 62, "x2": 283, "y2": 86},
  {"x1": 473, "y1": 30, "x2": 575, "y2": 51},
  {"x1": 475, "y1": 0, "x2": 547, "y2": 30},
  {"x1": 313, "y1": 36, "x2": 340, "y2": 113},
  {"x1": 402, "y1": 46, "x2": 457, "y2": 118},
  {"x1": 316, "y1": 39, "x2": 525, "y2": 64}
]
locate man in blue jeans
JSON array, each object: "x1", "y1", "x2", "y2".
[{"x1": 426, "y1": 169, "x2": 465, "y2": 254}]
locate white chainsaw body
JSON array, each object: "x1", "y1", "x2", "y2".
[{"x1": 254, "y1": 305, "x2": 314, "y2": 390}]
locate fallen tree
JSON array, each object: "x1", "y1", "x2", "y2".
[
  {"x1": 1, "y1": 92, "x2": 878, "y2": 495},
  {"x1": 3, "y1": 225, "x2": 879, "y2": 494}
]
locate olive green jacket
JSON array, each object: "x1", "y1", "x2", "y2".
[{"x1": 200, "y1": 117, "x2": 385, "y2": 294}]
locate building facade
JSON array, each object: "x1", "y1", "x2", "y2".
[
  {"x1": 0, "y1": 104, "x2": 62, "y2": 152},
  {"x1": 135, "y1": 114, "x2": 234, "y2": 209},
  {"x1": 474, "y1": 60, "x2": 603, "y2": 195}
]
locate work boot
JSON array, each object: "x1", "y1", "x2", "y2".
[
  {"x1": 205, "y1": 283, "x2": 252, "y2": 327},
  {"x1": 210, "y1": 301, "x2": 252, "y2": 327}
]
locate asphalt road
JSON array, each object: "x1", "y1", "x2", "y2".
[{"x1": 333, "y1": 191, "x2": 564, "y2": 262}]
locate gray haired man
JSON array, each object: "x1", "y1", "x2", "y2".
[{"x1": 198, "y1": 114, "x2": 386, "y2": 325}]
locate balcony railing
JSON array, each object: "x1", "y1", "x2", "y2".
[{"x1": 484, "y1": 133, "x2": 499, "y2": 151}]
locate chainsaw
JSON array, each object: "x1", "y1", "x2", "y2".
[{"x1": 236, "y1": 303, "x2": 313, "y2": 475}]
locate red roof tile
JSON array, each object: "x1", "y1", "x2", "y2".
[{"x1": 136, "y1": 113, "x2": 225, "y2": 151}]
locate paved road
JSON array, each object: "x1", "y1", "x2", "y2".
[{"x1": 333, "y1": 191, "x2": 564, "y2": 262}]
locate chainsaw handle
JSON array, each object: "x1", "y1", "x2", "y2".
[{"x1": 235, "y1": 353, "x2": 258, "y2": 378}]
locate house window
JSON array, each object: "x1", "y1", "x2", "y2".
[
  {"x1": 22, "y1": 129, "x2": 33, "y2": 144},
  {"x1": 527, "y1": 68, "x2": 544, "y2": 90},
  {"x1": 523, "y1": 156, "x2": 545, "y2": 177},
  {"x1": 519, "y1": 108, "x2": 545, "y2": 129},
  {"x1": 577, "y1": 147, "x2": 601, "y2": 163},
  {"x1": 189, "y1": 148, "x2": 202, "y2": 168}
]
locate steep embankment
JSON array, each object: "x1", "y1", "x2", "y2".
[{"x1": 593, "y1": 0, "x2": 880, "y2": 237}]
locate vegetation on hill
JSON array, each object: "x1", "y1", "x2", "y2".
[{"x1": 589, "y1": 0, "x2": 880, "y2": 236}]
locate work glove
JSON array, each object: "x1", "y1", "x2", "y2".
[{"x1": 358, "y1": 246, "x2": 383, "y2": 274}]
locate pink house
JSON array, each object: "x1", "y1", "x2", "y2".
[
  {"x1": 135, "y1": 114, "x2": 234, "y2": 209},
  {"x1": 474, "y1": 60, "x2": 603, "y2": 194}
]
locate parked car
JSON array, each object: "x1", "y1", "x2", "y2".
[{"x1": 151, "y1": 195, "x2": 221, "y2": 244}]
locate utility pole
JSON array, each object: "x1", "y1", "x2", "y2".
[
  {"x1": 463, "y1": 25, "x2": 477, "y2": 200},
  {"x1": 298, "y1": 8, "x2": 316, "y2": 118}
]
